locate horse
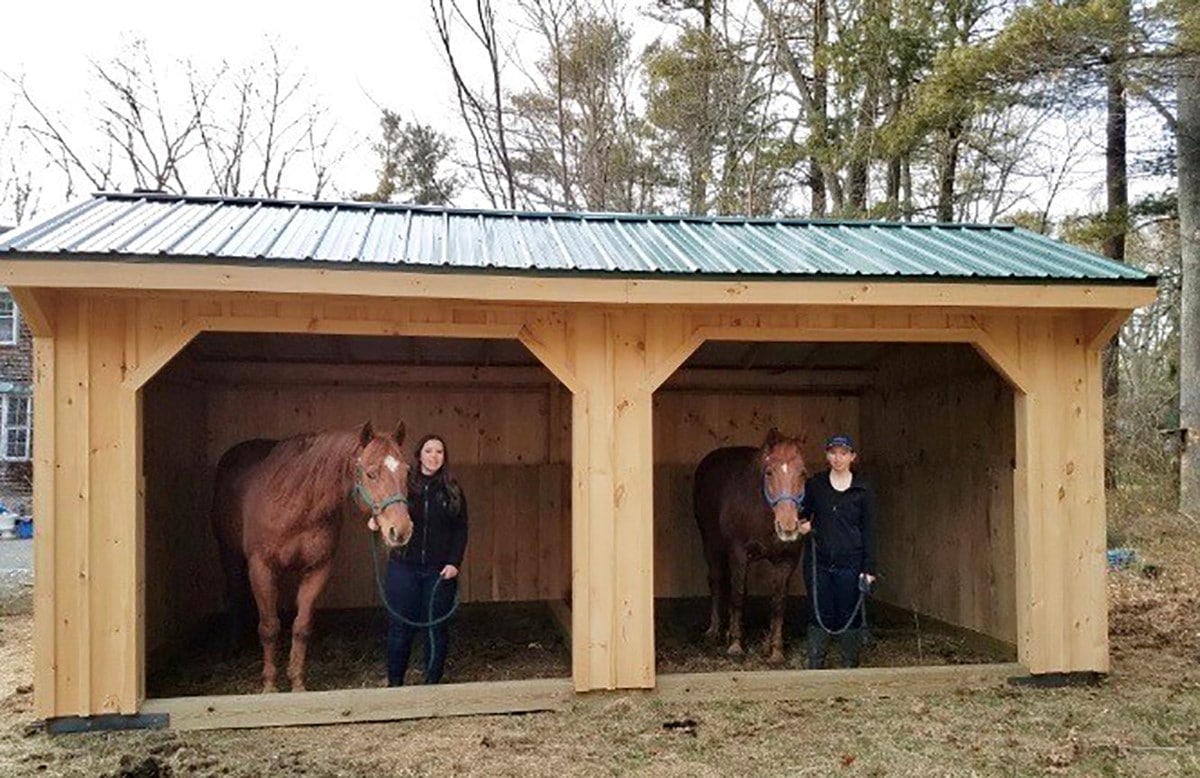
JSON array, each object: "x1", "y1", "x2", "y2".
[
  {"x1": 693, "y1": 428, "x2": 808, "y2": 664},
  {"x1": 210, "y1": 421, "x2": 413, "y2": 692}
]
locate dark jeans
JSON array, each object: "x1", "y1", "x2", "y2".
[
  {"x1": 803, "y1": 553, "x2": 865, "y2": 631},
  {"x1": 385, "y1": 560, "x2": 458, "y2": 686}
]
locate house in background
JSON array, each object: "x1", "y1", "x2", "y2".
[{"x1": 0, "y1": 224, "x2": 33, "y2": 515}]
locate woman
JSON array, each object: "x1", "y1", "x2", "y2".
[
  {"x1": 799, "y1": 434, "x2": 877, "y2": 669},
  {"x1": 385, "y1": 433, "x2": 469, "y2": 686}
]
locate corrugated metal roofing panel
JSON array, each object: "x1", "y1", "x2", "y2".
[{"x1": 0, "y1": 192, "x2": 1154, "y2": 283}]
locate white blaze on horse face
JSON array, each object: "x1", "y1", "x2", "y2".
[
  {"x1": 781, "y1": 462, "x2": 788, "y2": 474},
  {"x1": 384, "y1": 455, "x2": 401, "y2": 474}
]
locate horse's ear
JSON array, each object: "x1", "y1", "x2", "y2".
[
  {"x1": 393, "y1": 421, "x2": 407, "y2": 447},
  {"x1": 762, "y1": 427, "x2": 783, "y2": 450},
  {"x1": 358, "y1": 421, "x2": 374, "y2": 448}
]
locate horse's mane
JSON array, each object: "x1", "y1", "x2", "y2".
[{"x1": 260, "y1": 428, "x2": 363, "y2": 521}]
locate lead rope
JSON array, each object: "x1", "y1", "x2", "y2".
[
  {"x1": 369, "y1": 532, "x2": 460, "y2": 679},
  {"x1": 806, "y1": 535, "x2": 870, "y2": 636}
]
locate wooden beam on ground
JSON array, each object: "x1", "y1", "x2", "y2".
[
  {"x1": 140, "y1": 678, "x2": 575, "y2": 731},
  {"x1": 651, "y1": 663, "x2": 1025, "y2": 704}
]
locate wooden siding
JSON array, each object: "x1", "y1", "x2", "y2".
[{"x1": 25, "y1": 288, "x2": 1118, "y2": 719}]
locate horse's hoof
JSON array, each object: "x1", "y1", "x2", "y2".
[
  {"x1": 704, "y1": 627, "x2": 721, "y2": 643},
  {"x1": 291, "y1": 683, "x2": 306, "y2": 693},
  {"x1": 767, "y1": 650, "x2": 786, "y2": 666},
  {"x1": 262, "y1": 683, "x2": 277, "y2": 694},
  {"x1": 727, "y1": 642, "x2": 744, "y2": 658}
]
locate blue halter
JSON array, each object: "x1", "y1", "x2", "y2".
[{"x1": 762, "y1": 473, "x2": 805, "y2": 509}]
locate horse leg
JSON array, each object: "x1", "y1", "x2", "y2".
[
  {"x1": 726, "y1": 546, "x2": 748, "y2": 657},
  {"x1": 703, "y1": 545, "x2": 728, "y2": 641},
  {"x1": 247, "y1": 555, "x2": 282, "y2": 693},
  {"x1": 766, "y1": 559, "x2": 798, "y2": 665},
  {"x1": 287, "y1": 563, "x2": 332, "y2": 692}
]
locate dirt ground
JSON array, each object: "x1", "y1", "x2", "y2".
[
  {"x1": 0, "y1": 511, "x2": 1196, "y2": 776},
  {"x1": 144, "y1": 597, "x2": 1004, "y2": 699}
]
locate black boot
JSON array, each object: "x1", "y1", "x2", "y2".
[
  {"x1": 839, "y1": 628, "x2": 863, "y2": 668},
  {"x1": 806, "y1": 625, "x2": 830, "y2": 670}
]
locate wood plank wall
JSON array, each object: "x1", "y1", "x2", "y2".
[
  {"x1": 860, "y1": 344, "x2": 1017, "y2": 644},
  {"x1": 30, "y1": 288, "x2": 1120, "y2": 717},
  {"x1": 652, "y1": 392, "x2": 861, "y2": 598},
  {"x1": 143, "y1": 362, "x2": 864, "y2": 649},
  {"x1": 143, "y1": 370, "x2": 214, "y2": 656}
]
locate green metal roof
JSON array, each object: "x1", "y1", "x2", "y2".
[{"x1": 0, "y1": 192, "x2": 1154, "y2": 283}]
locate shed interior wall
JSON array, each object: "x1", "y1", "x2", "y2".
[
  {"x1": 651, "y1": 342, "x2": 1016, "y2": 647},
  {"x1": 861, "y1": 345, "x2": 1017, "y2": 644},
  {"x1": 142, "y1": 337, "x2": 576, "y2": 656}
]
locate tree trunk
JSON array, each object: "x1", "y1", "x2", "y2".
[
  {"x1": 1179, "y1": 56, "x2": 1200, "y2": 517},
  {"x1": 810, "y1": 0, "x2": 829, "y2": 216},
  {"x1": 688, "y1": 0, "x2": 715, "y2": 216},
  {"x1": 1102, "y1": 42, "x2": 1128, "y2": 490},
  {"x1": 936, "y1": 120, "x2": 963, "y2": 222}
]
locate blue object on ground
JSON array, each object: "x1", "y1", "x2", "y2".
[
  {"x1": 1106, "y1": 547, "x2": 1136, "y2": 570},
  {"x1": 15, "y1": 518, "x2": 32, "y2": 540}
]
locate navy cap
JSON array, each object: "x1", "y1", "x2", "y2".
[{"x1": 825, "y1": 434, "x2": 855, "y2": 451}]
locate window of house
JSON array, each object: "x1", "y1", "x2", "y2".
[
  {"x1": 0, "y1": 293, "x2": 17, "y2": 345},
  {"x1": 1, "y1": 395, "x2": 32, "y2": 461}
]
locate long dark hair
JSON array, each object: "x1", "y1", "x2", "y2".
[{"x1": 410, "y1": 433, "x2": 462, "y2": 513}]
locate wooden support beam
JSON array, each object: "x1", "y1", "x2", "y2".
[
  {"x1": 7, "y1": 286, "x2": 57, "y2": 336},
  {"x1": 1081, "y1": 308, "x2": 1135, "y2": 352}
]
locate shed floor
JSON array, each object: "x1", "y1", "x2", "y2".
[{"x1": 147, "y1": 598, "x2": 1012, "y2": 698}]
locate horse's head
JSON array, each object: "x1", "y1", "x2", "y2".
[
  {"x1": 760, "y1": 427, "x2": 808, "y2": 543},
  {"x1": 355, "y1": 421, "x2": 414, "y2": 549}
]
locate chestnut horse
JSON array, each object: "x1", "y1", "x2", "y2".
[
  {"x1": 693, "y1": 428, "x2": 808, "y2": 664},
  {"x1": 211, "y1": 421, "x2": 413, "y2": 692}
]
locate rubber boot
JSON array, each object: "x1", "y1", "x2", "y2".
[
  {"x1": 806, "y1": 625, "x2": 830, "y2": 670},
  {"x1": 839, "y1": 628, "x2": 864, "y2": 668}
]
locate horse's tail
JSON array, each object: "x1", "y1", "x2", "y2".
[{"x1": 210, "y1": 438, "x2": 279, "y2": 650}]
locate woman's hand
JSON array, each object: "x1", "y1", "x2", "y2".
[
  {"x1": 798, "y1": 519, "x2": 812, "y2": 535},
  {"x1": 440, "y1": 564, "x2": 459, "y2": 580}
]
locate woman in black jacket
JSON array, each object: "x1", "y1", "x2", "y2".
[
  {"x1": 799, "y1": 434, "x2": 877, "y2": 669},
  {"x1": 385, "y1": 433, "x2": 469, "y2": 685}
]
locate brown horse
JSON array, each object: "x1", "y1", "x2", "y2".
[
  {"x1": 211, "y1": 421, "x2": 413, "y2": 692},
  {"x1": 693, "y1": 428, "x2": 808, "y2": 664}
]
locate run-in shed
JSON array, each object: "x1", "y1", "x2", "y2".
[{"x1": 0, "y1": 193, "x2": 1155, "y2": 730}]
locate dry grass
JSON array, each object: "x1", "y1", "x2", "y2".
[{"x1": 0, "y1": 510, "x2": 1196, "y2": 777}]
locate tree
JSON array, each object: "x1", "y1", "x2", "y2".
[
  {"x1": 645, "y1": 11, "x2": 796, "y2": 215},
  {"x1": 431, "y1": 0, "x2": 518, "y2": 208},
  {"x1": 0, "y1": 92, "x2": 41, "y2": 225},
  {"x1": 358, "y1": 110, "x2": 459, "y2": 205},
  {"x1": 1179, "y1": 24, "x2": 1200, "y2": 516},
  {"x1": 8, "y1": 38, "x2": 344, "y2": 202}
]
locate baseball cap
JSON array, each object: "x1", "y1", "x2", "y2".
[{"x1": 825, "y1": 434, "x2": 855, "y2": 451}]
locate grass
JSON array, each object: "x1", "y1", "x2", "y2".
[{"x1": 0, "y1": 508, "x2": 1196, "y2": 776}]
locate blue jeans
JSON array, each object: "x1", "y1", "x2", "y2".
[
  {"x1": 385, "y1": 561, "x2": 458, "y2": 686},
  {"x1": 803, "y1": 553, "x2": 865, "y2": 631}
]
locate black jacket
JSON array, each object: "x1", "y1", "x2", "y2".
[
  {"x1": 394, "y1": 470, "x2": 469, "y2": 570},
  {"x1": 801, "y1": 470, "x2": 877, "y2": 574}
]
